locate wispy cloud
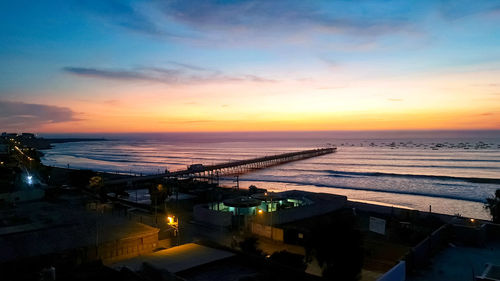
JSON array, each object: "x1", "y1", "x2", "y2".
[
  {"x1": 75, "y1": 0, "x2": 419, "y2": 43},
  {"x1": 62, "y1": 65, "x2": 276, "y2": 84},
  {"x1": 167, "y1": 61, "x2": 210, "y2": 72},
  {"x1": 480, "y1": 112, "x2": 494, "y2": 116},
  {"x1": 0, "y1": 100, "x2": 79, "y2": 130},
  {"x1": 160, "y1": 0, "x2": 414, "y2": 36},
  {"x1": 74, "y1": 0, "x2": 164, "y2": 37},
  {"x1": 63, "y1": 67, "x2": 156, "y2": 81},
  {"x1": 438, "y1": 2, "x2": 500, "y2": 20},
  {"x1": 102, "y1": 99, "x2": 121, "y2": 106}
]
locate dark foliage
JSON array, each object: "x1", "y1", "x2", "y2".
[
  {"x1": 149, "y1": 183, "x2": 172, "y2": 206},
  {"x1": 485, "y1": 189, "x2": 500, "y2": 223},
  {"x1": 304, "y1": 212, "x2": 363, "y2": 281},
  {"x1": 68, "y1": 169, "x2": 95, "y2": 188},
  {"x1": 239, "y1": 236, "x2": 263, "y2": 256},
  {"x1": 269, "y1": 250, "x2": 307, "y2": 271}
]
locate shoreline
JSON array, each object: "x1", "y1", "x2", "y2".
[{"x1": 32, "y1": 137, "x2": 108, "y2": 151}]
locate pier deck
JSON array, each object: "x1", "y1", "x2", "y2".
[{"x1": 105, "y1": 147, "x2": 336, "y2": 185}]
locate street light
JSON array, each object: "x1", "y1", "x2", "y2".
[
  {"x1": 167, "y1": 215, "x2": 179, "y2": 245},
  {"x1": 167, "y1": 216, "x2": 175, "y2": 224}
]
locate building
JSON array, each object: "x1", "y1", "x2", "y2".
[
  {"x1": 0, "y1": 144, "x2": 8, "y2": 156},
  {"x1": 0, "y1": 199, "x2": 160, "y2": 277},
  {"x1": 0, "y1": 137, "x2": 9, "y2": 156},
  {"x1": 4, "y1": 133, "x2": 18, "y2": 138},
  {"x1": 193, "y1": 190, "x2": 347, "y2": 228},
  {"x1": 21, "y1": 133, "x2": 35, "y2": 138}
]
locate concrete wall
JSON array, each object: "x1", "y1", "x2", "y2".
[
  {"x1": 403, "y1": 224, "x2": 449, "y2": 273},
  {"x1": 250, "y1": 222, "x2": 284, "y2": 241},
  {"x1": 348, "y1": 200, "x2": 474, "y2": 224},
  {"x1": 193, "y1": 204, "x2": 232, "y2": 227},
  {"x1": 99, "y1": 231, "x2": 159, "y2": 264},
  {"x1": 377, "y1": 261, "x2": 405, "y2": 281}
]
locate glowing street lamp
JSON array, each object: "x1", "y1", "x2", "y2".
[
  {"x1": 167, "y1": 215, "x2": 180, "y2": 245},
  {"x1": 167, "y1": 216, "x2": 175, "y2": 225}
]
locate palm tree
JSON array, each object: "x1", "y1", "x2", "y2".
[{"x1": 485, "y1": 189, "x2": 500, "y2": 223}]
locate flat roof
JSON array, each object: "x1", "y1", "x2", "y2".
[
  {"x1": 112, "y1": 243, "x2": 234, "y2": 273},
  {"x1": 251, "y1": 192, "x2": 285, "y2": 201},
  {"x1": 223, "y1": 196, "x2": 261, "y2": 208}
]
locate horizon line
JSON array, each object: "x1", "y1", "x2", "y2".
[{"x1": 15, "y1": 129, "x2": 500, "y2": 135}]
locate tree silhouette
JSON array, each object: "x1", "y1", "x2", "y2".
[
  {"x1": 270, "y1": 250, "x2": 306, "y2": 271},
  {"x1": 69, "y1": 169, "x2": 95, "y2": 188},
  {"x1": 239, "y1": 236, "x2": 263, "y2": 256},
  {"x1": 149, "y1": 183, "x2": 171, "y2": 206},
  {"x1": 485, "y1": 189, "x2": 500, "y2": 223}
]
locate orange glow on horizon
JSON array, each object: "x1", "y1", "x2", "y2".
[
  {"x1": 38, "y1": 107, "x2": 500, "y2": 133},
  {"x1": 18, "y1": 68, "x2": 500, "y2": 133}
]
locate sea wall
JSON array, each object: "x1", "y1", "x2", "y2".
[{"x1": 347, "y1": 200, "x2": 471, "y2": 223}]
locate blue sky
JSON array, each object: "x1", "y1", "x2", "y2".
[{"x1": 1, "y1": 0, "x2": 500, "y2": 132}]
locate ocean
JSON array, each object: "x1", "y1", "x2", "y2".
[{"x1": 40, "y1": 131, "x2": 500, "y2": 220}]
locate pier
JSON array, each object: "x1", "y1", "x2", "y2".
[{"x1": 105, "y1": 147, "x2": 336, "y2": 186}]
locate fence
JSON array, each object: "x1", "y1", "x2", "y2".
[{"x1": 377, "y1": 261, "x2": 406, "y2": 281}]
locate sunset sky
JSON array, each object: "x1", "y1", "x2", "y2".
[{"x1": 1, "y1": 0, "x2": 500, "y2": 132}]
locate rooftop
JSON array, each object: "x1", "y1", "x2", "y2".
[
  {"x1": 111, "y1": 243, "x2": 235, "y2": 273},
  {"x1": 408, "y1": 242, "x2": 500, "y2": 281},
  {"x1": 0, "y1": 199, "x2": 159, "y2": 263}
]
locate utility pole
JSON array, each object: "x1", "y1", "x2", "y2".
[{"x1": 234, "y1": 175, "x2": 239, "y2": 190}]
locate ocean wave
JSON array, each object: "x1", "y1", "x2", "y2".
[
  {"x1": 303, "y1": 162, "x2": 500, "y2": 170},
  {"x1": 320, "y1": 169, "x2": 500, "y2": 184},
  {"x1": 269, "y1": 167, "x2": 500, "y2": 184},
  {"x1": 46, "y1": 152, "x2": 232, "y2": 164},
  {"x1": 321, "y1": 157, "x2": 500, "y2": 163},
  {"x1": 238, "y1": 177, "x2": 488, "y2": 203}
]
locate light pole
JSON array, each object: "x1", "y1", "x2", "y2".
[{"x1": 167, "y1": 215, "x2": 179, "y2": 246}]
